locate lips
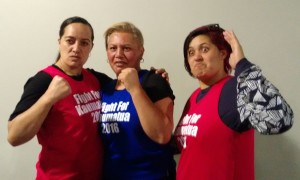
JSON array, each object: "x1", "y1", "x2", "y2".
[
  {"x1": 114, "y1": 61, "x2": 127, "y2": 67},
  {"x1": 70, "y1": 55, "x2": 80, "y2": 58},
  {"x1": 69, "y1": 55, "x2": 81, "y2": 61},
  {"x1": 193, "y1": 63, "x2": 205, "y2": 68}
]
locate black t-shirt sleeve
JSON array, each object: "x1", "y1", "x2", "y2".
[
  {"x1": 141, "y1": 70, "x2": 175, "y2": 103},
  {"x1": 9, "y1": 72, "x2": 52, "y2": 120},
  {"x1": 87, "y1": 68, "x2": 113, "y2": 86},
  {"x1": 218, "y1": 58, "x2": 253, "y2": 132}
]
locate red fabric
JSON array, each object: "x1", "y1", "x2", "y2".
[
  {"x1": 35, "y1": 66, "x2": 103, "y2": 180},
  {"x1": 175, "y1": 77, "x2": 254, "y2": 180}
]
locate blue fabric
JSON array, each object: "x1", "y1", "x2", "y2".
[{"x1": 100, "y1": 70, "x2": 175, "y2": 180}]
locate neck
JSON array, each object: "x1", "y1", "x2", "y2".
[
  {"x1": 115, "y1": 80, "x2": 125, "y2": 90},
  {"x1": 198, "y1": 72, "x2": 228, "y2": 89},
  {"x1": 55, "y1": 60, "x2": 82, "y2": 76}
]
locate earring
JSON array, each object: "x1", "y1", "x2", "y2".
[{"x1": 140, "y1": 58, "x2": 144, "y2": 63}]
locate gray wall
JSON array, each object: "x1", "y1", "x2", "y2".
[{"x1": 1, "y1": 0, "x2": 299, "y2": 179}]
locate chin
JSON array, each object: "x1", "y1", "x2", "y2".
[
  {"x1": 192, "y1": 70, "x2": 203, "y2": 76},
  {"x1": 194, "y1": 72, "x2": 207, "y2": 80},
  {"x1": 113, "y1": 68, "x2": 122, "y2": 75}
]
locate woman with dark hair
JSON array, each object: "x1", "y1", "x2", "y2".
[
  {"x1": 7, "y1": 16, "x2": 168, "y2": 179},
  {"x1": 174, "y1": 24, "x2": 294, "y2": 180},
  {"x1": 7, "y1": 16, "x2": 109, "y2": 179}
]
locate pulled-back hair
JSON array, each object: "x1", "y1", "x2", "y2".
[
  {"x1": 56, "y1": 16, "x2": 94, "y2": 61},
  {"x1": 104, "y1": 22, "x2": 144, "y2": 49}
]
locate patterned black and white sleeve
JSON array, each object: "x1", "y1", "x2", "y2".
[{"x1": 236, "y1": 59, "x2": 294, "y2": 134}]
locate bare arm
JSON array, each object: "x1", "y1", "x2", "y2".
[
  {"x1": 118, "y1": 68, "x2": 174, "y2": 144},
  {"x1": 7, "y1": 76, "x2": 71, "y2": 146}
]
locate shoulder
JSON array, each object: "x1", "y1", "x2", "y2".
[
  {"x1": 20, "y1": 71, "x2": 53, "y2": 101},
  {"x1": 26, "y1": 71, "x2": 52, "y2": 89},
  {"x1": 140, "y1": 69, "x2": 175, "y2": 101},
  {"x1": 141, "y1": 69, "x2": 168, "y2": 87},
  {"x1": 87, "y1": 68, "x2": 113, "y2": 86},
  {"x1": 9, "y1": 71, "x2": 53, "y2": 120}
]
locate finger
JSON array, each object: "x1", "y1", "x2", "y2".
[
  {"x1": 155, "y1": 68, "x2": 166, "y2": 74},
  {"x1": 223, "y1": 31, "x2": 233, "y2": 43}
]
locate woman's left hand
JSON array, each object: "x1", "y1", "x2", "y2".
[
  {"x1": 223, "y1": 30, "x2": 245, "y2": 69},
  {"x1": 151, "y1": 67, "x2": 169, "y2": 83}
]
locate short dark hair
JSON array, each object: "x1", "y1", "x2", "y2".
[{"x1": 183, "y1": 24, "x2": 232, "y2": 76}]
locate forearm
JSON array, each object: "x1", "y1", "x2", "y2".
[
  {"x1": 130, "y1": 85, "x2": 174, "y2": 144},
  {"x1": 7, "y1": 94, "x2": 54, "y2": 146},
  {"x1": 237, "y1": 63, "x2": 294, "y2": 134}
]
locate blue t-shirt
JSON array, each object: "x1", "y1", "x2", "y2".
[{"x1": 99, "y1": 69, "x2": 176, "y2": 180}]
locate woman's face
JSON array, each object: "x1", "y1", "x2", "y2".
[
  {"x1": 187, "y1": 35, "x2": 226, "y2": 82},
  {"x1": 58, "y1": 23, "x2": 93, "y2": 69},
  {"x1": 106, "y1": 32, "x2": 144, "y2": 76}
]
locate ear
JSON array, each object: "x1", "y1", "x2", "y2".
[
  {"x1": 140, "y1": 46, "x2": 145, "y2": 57},
  {"x1": 91, "y1": 42, "x2": 94, "y2": 49},
  {"x1": 220, "y1": 49, "x2": 228, "y2": 60},
  {"x1": 58, "y1": 38, "x2": 61, "y2": 45}
]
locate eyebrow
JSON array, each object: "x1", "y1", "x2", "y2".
[
  {"x1": 64, "y1": 36, "x2": 91, "y2": 42},
  {"x1": 108, "y1": 43, "x2": 133, "y2": 47},
  {"x1": 189, "y1": 42, "x2": 209, "y2": 49}
]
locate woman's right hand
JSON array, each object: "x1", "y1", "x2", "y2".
[
  {"x1": 7, "y1": 76, "x2": 71, "y2": 146},
  {"x1": 45, "y1": 75, "x2": 71, "y2": 104}
]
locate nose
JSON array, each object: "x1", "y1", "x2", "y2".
[
  {"x1": 193, "y1": 50, "x2": 203, "y2": 61},
  {"x1": 72, "y1": 41, "x2": 80, "y2": 54},
  {"x1": 116, "y1": 47, "x2": 124, "y2": 57}
]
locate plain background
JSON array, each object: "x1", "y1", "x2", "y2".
[{"x1": 1, "y1": 0, "x2": 299, "y2": 179}]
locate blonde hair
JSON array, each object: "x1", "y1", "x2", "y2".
[{"x1": 104, "y1": 22, "x2": 144, "y2": 49}]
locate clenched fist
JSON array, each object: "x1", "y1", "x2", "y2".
[{"x1": 45, "y1": 75, "x2": 71, "y2": 104}]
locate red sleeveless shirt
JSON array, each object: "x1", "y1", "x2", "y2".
[
  {"x1": 175, "y1": 76, "x2": 254, "y2": 180},
  {"x1": 36, "y1": 66, "x2": 103, "y2": 180}
]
